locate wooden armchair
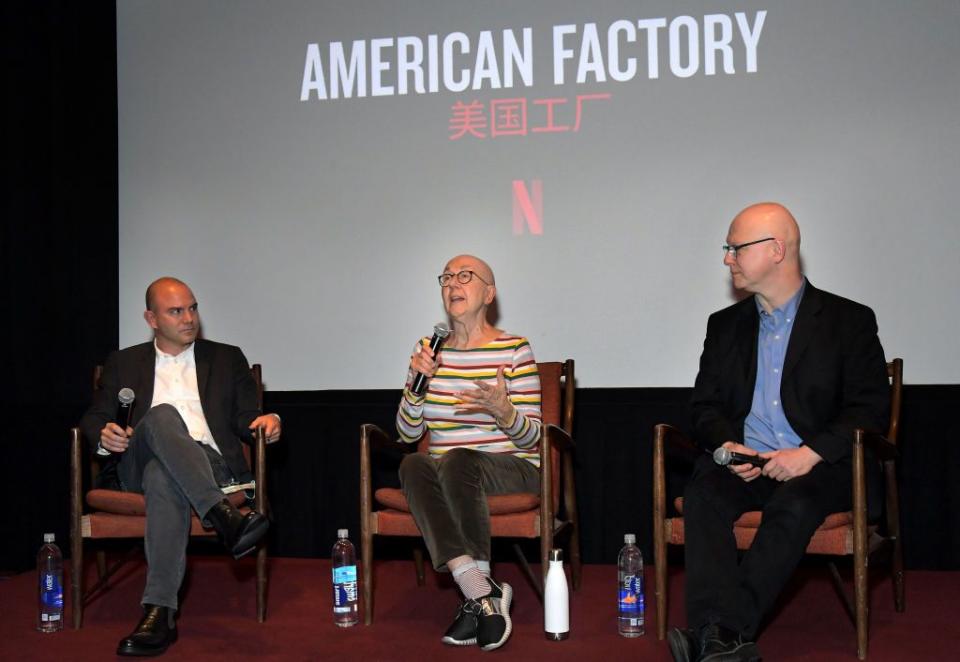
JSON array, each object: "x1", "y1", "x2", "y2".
[
  {"x1": 359, "y1": 360, "x2": 580, "y2": 624},
  {"x1": 69, "y1": 364, "x2": 270, "y2": 628},
  {"x1": 652, "y1": 358, "x2": 904, "y2": 659}
]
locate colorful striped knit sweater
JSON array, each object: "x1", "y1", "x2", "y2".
[{"x1": 396, "y1": 334, "x2": 542, "y2": 466}]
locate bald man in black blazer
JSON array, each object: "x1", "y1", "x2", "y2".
[
  {"x1": 668, "y1": 204, "x2": 889, "y2": 662},
  {"x1": 80, "y1": 277, "x2": 281, "y2": 657}
]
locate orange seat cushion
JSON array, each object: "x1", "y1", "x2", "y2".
[
  {"x1": 371, "y1": 507, "x2": 543, "y2": 539},
  {"x1": 671, "y1": 497, "x2": 853, "y2": 529},
  {"x1": 667, "y1": 497, "x2": 862, "y2": 554},
  {"x1": 86, "y1": 488, "x2": 247, "y2": 515},
  {"x1": 374, "y1": 487, "x2": 539, "y2": 515}
]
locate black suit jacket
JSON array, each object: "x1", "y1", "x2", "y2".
[
  {"x1": 79, "y1": 338, "x2": 261, "y2": 485},
  {"x1": 690, "y1": 281, "x2": 890, "y2": 464}
]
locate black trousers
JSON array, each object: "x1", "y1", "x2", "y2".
[{"x1": 683, "y1": 454, "x2": 853, "y2": 638}]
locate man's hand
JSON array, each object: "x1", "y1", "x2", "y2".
[
  {"x1": 99, "y1": 422, "x2": 133, "y2": 453},
  {"x1": 720, "y1": 441, "x2": 763, "y2": 482},
  {"x1": 250, "y1": 413, "x2": 282, "y2": 444},
  {"x1": 455, "y1": 366, "x2": 514, "y2": 424},
  {"x1": 760, "y1": 446, "x2": 822, "y2": 481}
]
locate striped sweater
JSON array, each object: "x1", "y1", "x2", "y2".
[{"x1": 396, "y1": 334, "x2": 542, "y2": 466}]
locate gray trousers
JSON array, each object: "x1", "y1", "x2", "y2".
[
  {"x1": 117, "y1": 404, "x2": 233, "y2": 610},
  {"x1": 399, "y1": 447, "x2": 540, "y2": 571}
]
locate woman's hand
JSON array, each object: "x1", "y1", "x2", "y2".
[
  {"x1": 455, "y1": 366, "x2": 515, "y2": 424},
  {"x1": 408, "y1": 340, "x2": 440, "y2": 388}
]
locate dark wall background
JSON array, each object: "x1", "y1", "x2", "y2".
[
  {"x1": 3, "y1": 2, "x2": 119, "y2": 572},
  {"x1": 3, "y1": 2, "x2": 958, "y2": 574}
]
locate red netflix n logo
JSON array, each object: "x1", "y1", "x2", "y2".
[{"x1": 512, "y1": 180, "x2": 543, "y2": 235}]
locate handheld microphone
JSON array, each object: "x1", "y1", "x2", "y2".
[
  {"x1": 117, "y1": 387, "x2": 136, "y2": 430},
  {"x1": 97, "y1": 387, "x2": 136, "y2": 456},
  {"x1": 713, "y1": 446, "x2": 769, "y2": 468},
  {"x1": 411, "y1": 323, "x2": 450, "y2": 396}
]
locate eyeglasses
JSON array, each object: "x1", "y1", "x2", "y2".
[
  {"x1": 722, "y1": 237, "x2": 776, "y2": 259},
  {"x1": 438, "y1": 270, "x2": 490, "y2": 287}
]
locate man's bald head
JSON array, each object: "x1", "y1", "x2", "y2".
[
  {"x1": 730, "y1": 202, "x2": 801, "y2": 262},
  {"x1": 444, "y1": 254, "x2": 496, "y2": 285},
  {"x1": 725, "y1": 202, "x2": 805, "y2": 310},
  {"x1": 145, "y1": 277, "x2": 193, "y2": 311}
]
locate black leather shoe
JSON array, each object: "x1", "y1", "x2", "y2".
[
  {"x1": 203, "y1": 499, "x2": 269, "y2": 559},
  {"x1": 699, "y1": 624, "x2": 761, "y2": 662},
  {"x1": 668, "y1": 627, "x2": 700, "y2": 662},
  {"x1": 116, "y1": 604, "x2": 177, "y2": 657},
  {"x1": 441, "y1": 598, "x2": 482, "y2": 646}
]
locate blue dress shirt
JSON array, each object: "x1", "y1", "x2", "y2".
[{"x1": 743, "y1": 280, "x2": 806, "y2": 453}]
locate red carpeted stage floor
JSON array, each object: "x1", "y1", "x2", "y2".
[{"x1": 1, "y1": 557, "x2": 956, "y2": 661}]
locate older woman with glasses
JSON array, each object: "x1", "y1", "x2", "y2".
[{"x1": 396, "y1": 254, "x2": 542, "y2": 652}]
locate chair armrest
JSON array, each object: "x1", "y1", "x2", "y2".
[
  {"x1": 857, "y1": 429, "x2": 898, "y2": 462},
  {"x1": 543, "y1": 423, "x2": 574, "y2": 453},
  {"x1": 655, "y1": 423, "x2": 700, "y2": 459},
  {"x1": 360, "y1": 423, "x2": 404, "y2": 454}
]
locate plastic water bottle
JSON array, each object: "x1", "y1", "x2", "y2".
[
  {"x1": 37, "y1": 533, "x2": 64, "y2": 632},
  {"x1": 617, "y1": 533, "x2": 644, "y2": 637},
  {"x1": 544, "y1": 548, "x2": 569, "y2": 640},
  {"x1": 332, "y1": 529, "x2": 359, "y2": 627}
]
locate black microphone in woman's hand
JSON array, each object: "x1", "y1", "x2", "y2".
[{"x1": 411, "y1": 323, "x2": 450, "y2": 395}]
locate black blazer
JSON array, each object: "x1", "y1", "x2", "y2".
[
  {"x1": 690, "y1": 281, "x2": 890, "y2": 464},
  {"x1": 79, "y1": 338, "x2": 261, "y2": 485}
]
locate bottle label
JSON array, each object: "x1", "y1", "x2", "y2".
[
  {"x1": 332, "y1": 565, "x2": 358, "y2": 610},
  {"x1": 40, "y1": 572, "x2": 63, "y2": 609},
  {"x1": 619, "y1": 574, "x2": 641, "y2": 614}
]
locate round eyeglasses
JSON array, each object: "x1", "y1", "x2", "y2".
[{"x1": 438, "y1": 270, "x2": 490, "y2": 287}]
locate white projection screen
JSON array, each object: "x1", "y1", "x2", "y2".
[{"x1": 117, "y1": 0, "x2": 960, "y2": 390}]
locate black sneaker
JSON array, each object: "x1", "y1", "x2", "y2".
[
  {"x1": 476, "y1": 580, "x2": 513, "y2": 652},
  {"x1": 667, "y1": 627, "x2": 699, "y2": 662},
  {"x1": 699, "y1": 623, "x2": 762, "y2": 662},
  {"x1": 441, "y1": 599, "x2": 481, "y2": 646}
]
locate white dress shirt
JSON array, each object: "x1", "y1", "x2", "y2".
[{"x1": 151, "y1": 340, "x2": 220, "y2": 454}]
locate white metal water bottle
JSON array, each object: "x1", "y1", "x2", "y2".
[
  {"x1": 331, "y1": 529, "x2": 359, "y2": 627},
  {"x1": 37, "y1": 533, "x2": 64, "y2": 632},
  {"x1": 544, "y1": 548, "x2": 569, "y2": 640},
  {"x1": 617, "y1": 533, "x2": 644, "y2": 637}
]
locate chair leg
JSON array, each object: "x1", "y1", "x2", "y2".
[
  {"x1": 893, "y1": 536, "x2": 905, "y2": 613},
  {"x1": 512, "y1": 543, "x2": 543, "y2": 601},
  {"x1": 412, "y1": 546, "x2": 426, "y2": 587},
  {"x1": 71, "y1": 539, "x2": 83, "y2": 629},
  {"x1": 827, "y1": 561, "x2": 856, "y2": 624},
  {"x1": 256, "y1": 544, "x2": 268, "y2": 623},
  {"x1": 541, "y1": 526, "x2": 553, "y2": 591},
  {"x1": 96, "y1": 550, "x2": 107, "y2": 582},
  {"x1": 655, "y1": 526, "x2": 668, "y2": 640},
  {"x1": 569, "y1": 521, "x2": 582, "y2": 591},
  {"x1": 361, "y1": 528, "x2": 373, "y2": 625},
  {"x1": 855, "y1": 554, "x2": 868, "y2": 660}
]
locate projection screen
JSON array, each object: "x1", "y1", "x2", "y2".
[{"x1": 117, "y1": 0, "x2": 960, "y2": 389}]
